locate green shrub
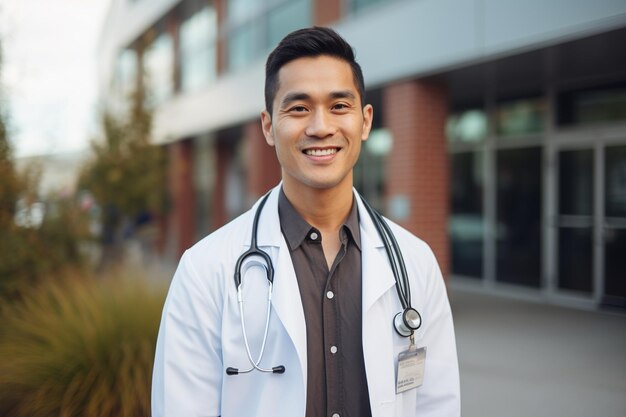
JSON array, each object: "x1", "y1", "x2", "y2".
[
  {"x1": 0, "y1": 271, "x2": 167, "y2": 417},
  {"x1": 0, "y1": 197, "x2": 90, "y2": 301}
]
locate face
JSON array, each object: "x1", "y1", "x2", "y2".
[{"x1": 261, "y1": 55, "x2": 373, "y2": 196}]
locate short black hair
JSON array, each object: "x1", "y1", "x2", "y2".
[{"x1": 264, "y1": 26, "x2": 365, "y2": 116}]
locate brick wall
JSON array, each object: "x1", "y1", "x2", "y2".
[
  {"x1": 383, "y1": 78, "x2": 450, "y2": 278},
  {"x1": 168, "y1": 139, "x2": 196, "y2": 259},
  {"x1": 245, "y1": 120, "x2": 282, "y2": 199},
  {"x1": 213, "y1": 138, "x2": 229, "y2": 229},
  {"x1": 314, "y1": 0, "x2": 342, "y2": 26}
]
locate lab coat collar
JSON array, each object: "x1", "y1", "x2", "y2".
[
  {"x1": 356, "y1": 194, "x2": 398, "y2": 415},
  {"x1": 243, "y1": 185, "x2": 308, "y2": 386}
]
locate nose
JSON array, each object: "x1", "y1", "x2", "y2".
[{"x1": 304, "y1": 110, "x2": 336, "y2": 139}]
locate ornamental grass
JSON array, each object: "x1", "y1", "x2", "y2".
[{"x1": 0, "y1": 270, "x2": 167, "y2": 417}]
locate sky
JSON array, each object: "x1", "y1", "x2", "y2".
[{"x1": 0, "y1": 0, "x2": 111, "y2": 158}]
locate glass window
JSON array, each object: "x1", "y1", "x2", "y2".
[
  {"x1": 606, "y1": 145, "x2": 626, "y2": 218},
  {"x1": 559, "y1": 150, "x2": 593, "y2": 216},
  {"x1": 228, "y1": 22, "x2": 262, "y2": 72},
  {"x1": 449, "y1": 152, "x2": 484, "y2": 278},
  {"x1": 446, "y1": 109, "x2": 487, "y2": 143},
  {"x1": 496, "y1": 97, "x2": 546, "y2": 137},
  {"x1": 604, "y1": 145, "x2": 626, "y2": 305},
  {"x1": 354, "y1": 128, "x2": 392, "y2": 212},
  {"x1": 226, "y1": 0, "x2": 311, "y2": 72},
  {"x1": 267, "y1": 0, "x2": 311, "y2": 48},
  {"x1": 180, "y1": 5, "x2": 218, "y2": 92},
  {"x1": 144, "y1": 32, "x2": 174, "y2": 105},
  {"x1": 557, "y1": 149, "x2": 594, "y2": 294},
  {"x1": 228, "y1": 0, "x2": 262, "y2": 24},
  {"x1": 351, "y1": 0, "x2": 387, "y2": 13},
  {"x1": 115, "y1": 48, "x2": 137, "y2": 98},
  {"x1": 194, "y1": 135, "x2": 216, "y2": 238},
  {"x1": 496, "y1": 147, "x2": 542, "y2": 287},
  {"x1": 559, "y1": 85, "x2": 626, "y2": 127}
]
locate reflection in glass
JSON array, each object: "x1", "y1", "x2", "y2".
[
  {"x1": 605, "y1": 145, "x2": 626, "y2": 218},
  {"x1": 557, "y1": 149, "x2": 593, "y2": 294},
  {"x1": 446, "y1": 109, "x2": 487, "y2": 143},
  {"x1": 268, "y1": 0, "x2": 311, "y2": 48},
  {"x1": 180, "y1": 6, "x2": 217, "y2": 92},
  {"x1": 144, "y1": 32, "x2": 174, "y2": 105},
  {"x1": 351, "y1": 0, "x2": 386, "y2": 12},
  {"x1": 354, "y1": 128, "x2": 390, "y2": 212},
  {"x1": 559, "y1": 150, "x2": 593, "y2": 216},
  {"x1": 228, "y1": 24, "x2": 260, "y2": 71},
  {"x1": 496, "y1": 147, "x2": 542, "y2": 287},
  {"x1": 496, "y1": 97, "x2": 546, "y2": 137},
  {"x1": 604, "y1": 229, "x2": 626, "y2": 305},
  {"x1": 449, "y1": 152, "x2": 483, "y2": 278},
  {"x1": 558, "y1": 228, "x2": 592, "y2": 293},
  {"x1": 115, "y1": 49, "x2": 137, "y2": 98},
  {"x1": 558, "y1": 85, "x2": 626, "y2": 126},
  {"x1": 227, "y1": 0, "x2": 311, "y2": 72},
  {"x1": 228, "y1": 0, "x2": 262, "y2": 24},
  {"x1": 604, "y1": 145, "x2": 626, "y2": 307}
]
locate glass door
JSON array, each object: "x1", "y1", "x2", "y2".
[
  {"x1": 603, "y1": 145, "x2": 626, "y2": 308},
  {"x1": 556, "y1": 149, "x2": 594, "y2": 295}
]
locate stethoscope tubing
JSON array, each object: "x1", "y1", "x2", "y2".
[
  {"x1": 235, "y1": 283, "x2": 274, "y2": 373},
  {"x1": 358, "y1": 194, "x2": 411, "y2": 310},
  {"x1": 227, "y1": 190, "x2": 421, "y2": 376}
]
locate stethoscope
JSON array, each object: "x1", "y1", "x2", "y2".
[{"x1": 225, "y1": 192, "x2": 422, "y2": 376}]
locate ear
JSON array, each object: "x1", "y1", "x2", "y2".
[
  {"x1": 361, "y1": 104, "x2": 374, "y2": 141},
  {"x1": 261, "y1": 111, "x2": 275, "y2": 146}
]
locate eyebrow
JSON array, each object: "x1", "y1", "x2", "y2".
[
  {"x1": 280, "y1": 92, "x2": 311, "y2": 109},
  {"x1": 279, "y1": 90, "x2": 357, "y2": 109}
]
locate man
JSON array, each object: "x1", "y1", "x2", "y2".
[{"x1": 152, "y1": 27, "x2": 460, "y2": 417}]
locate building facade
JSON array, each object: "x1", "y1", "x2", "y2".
[{"x1": 98, "y1": 0, "x2": 626, "y2": 310}]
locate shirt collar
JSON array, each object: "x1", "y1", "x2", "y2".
[{"x1": 278, "y1": 188, "x2": 361, "y2": 251}]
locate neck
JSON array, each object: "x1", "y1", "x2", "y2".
[{"x1": 282, "y1": 179, "x2": 354, "y2": 233}]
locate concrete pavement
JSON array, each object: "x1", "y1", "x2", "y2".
[{"x1": 450, "y1": 290, "x2": 626, "y2": 417}]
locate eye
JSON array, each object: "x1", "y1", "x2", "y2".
[
  {"x1": 332, "y1": 103, "x2": 350, "y2": 111},
  {"x1": 289, "y1": 105, "x2": 308, "y2": 113}
]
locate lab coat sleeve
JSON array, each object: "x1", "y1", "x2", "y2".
[
  {"x1": 152, "y1": 250, "x2": 224, "y2": 417},
  {"x1": 414, "y1": 243, "x2": 461, "y2": 417}
]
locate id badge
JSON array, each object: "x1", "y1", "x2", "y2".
[{"x1": 396, "y1": 346, "x2": 426, "y2": 394}]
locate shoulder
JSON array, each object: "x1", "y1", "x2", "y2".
[{"x1": 175, "y1": 209, "x2": 254, "y2": 292}]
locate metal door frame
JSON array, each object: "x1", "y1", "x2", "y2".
[{"x1": 546, "y1": 123, "x2": 626, "y2": 309}]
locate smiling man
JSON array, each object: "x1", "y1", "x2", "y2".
[{"x1": 152, "y1": 27, "x2": 460, "y2": 417}]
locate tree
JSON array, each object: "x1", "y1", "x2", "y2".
[
  {"x1": 0, "y1": 39, "x2": 88, "y2": 300},
  {"x1": 79, "y1": 89, "x2": 167, "y2": 268},
  {"x1": 0, "y1": 39, "x2": 20, "y2": 228}
]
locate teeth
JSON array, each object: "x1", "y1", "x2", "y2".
[{"x1": 305, "y1": 148, "x2": 337, "y2": 156}]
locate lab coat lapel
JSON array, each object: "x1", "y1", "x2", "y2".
[
  {"x1": 356, "y1": 194, "x2": 398, "y2": 416},
  {"x1": 253, "y1": 187, "x2": 308, "y2": 385}
]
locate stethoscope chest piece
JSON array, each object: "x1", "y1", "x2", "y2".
[{"x1": 394, "y1": 307, "x2": 422, "y2": 337}]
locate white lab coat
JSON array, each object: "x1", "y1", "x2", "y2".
[{"x1": 152, "y1": 185, "x2": 460, "y2": 417}]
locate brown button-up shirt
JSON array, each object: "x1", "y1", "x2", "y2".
[{"x1": 278, "y1": 189, "x2": 372, "y2": 417}]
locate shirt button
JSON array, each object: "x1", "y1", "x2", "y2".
[
  {"x1": 330, "y1": 345, "x2": 338, "y2": 354},
  {"x1": 326, "y1": 291, "x2": 334, "y2": 299},
  {"x1": 310, "y1": 232, "x2": 318, "y2": 240}
]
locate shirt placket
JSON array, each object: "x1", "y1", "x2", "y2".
[{"x1": 323, "y1": 229, "x2": 348, "y2": 417}]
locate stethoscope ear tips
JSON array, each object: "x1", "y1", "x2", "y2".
[
  {"x1": 393, "y1": 308, "x2": 422, "y2": 337},
  {"x1": 226, "y1": 367, "x2": 239, "y2": 375},
  {"x1": 272, "y1": 365, "x2": 286, "y2": 374}
]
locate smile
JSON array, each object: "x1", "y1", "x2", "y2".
[{"x1": 304, "y1": 148, "x2": 339, "y2": 156}]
